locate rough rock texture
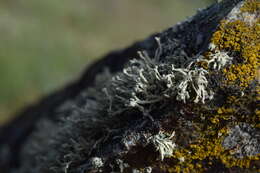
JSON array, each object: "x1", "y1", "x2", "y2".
[{"x1": 1, "y1": 0, "x2": 259, "y2": 173}]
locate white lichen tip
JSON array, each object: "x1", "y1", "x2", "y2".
[
  {"x1": 172, "y1": 66, "x2": 212, "y2": 104},
  {"x1": 144, "y1": 167, "x2": 152, "y2": 173},
  {"x1": 208, "y1": 43, "x2": 217, "y2": 51},
  {"x1": 226, "y1": 1, "x2": 258, "y2": 26},
  {"x1": 206, "y1": 50, "x2": 233, "y2": 70},
  {"x1": 149, "y1": 131, "x2": 176, "y2": 161},
  {"x1": 90, "y1": 157, "x2": 104, "y2": 169},
  {"x1": 179, "y1": 156, "x2": 185, "y2": 162}
]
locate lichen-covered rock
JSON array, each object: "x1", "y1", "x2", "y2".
[
  {"x1": 11, "y1": 0, "x2": 260, "y2": 172},
  {"x1": 222, "y1": 123, "x2": 260, "y2": 158}
]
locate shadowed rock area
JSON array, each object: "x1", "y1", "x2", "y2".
[{"x1": 0, "y1": 0, "x2": 259, "y2": 172}]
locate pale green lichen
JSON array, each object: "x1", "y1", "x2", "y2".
[
  {"x1": 199, "y1": 47, "x2": 233, "y2": 70},
  {"x1": 105, "y1": 37, "x2": 213, "y2": 116},
  {"x1": 14, "y1": 1, "x2": 260, "y2": 172},
  {"x1": 148, "y1": 131, "x2": 176, "y2": 161},
  {"x1": 155, "y1": 0, "x2": 260, "y2": 172}
]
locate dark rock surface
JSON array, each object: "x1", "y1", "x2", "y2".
[{"x1": 0, "y1": 0, "x2": 259, "y2": 172}]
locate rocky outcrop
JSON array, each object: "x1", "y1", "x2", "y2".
[{"x1": 1, "y1": 0, "x2": 259, "y2": 172}]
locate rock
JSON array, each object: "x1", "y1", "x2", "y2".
[
  {"x1": 1, "y1": 0, "x2": 259, "y2": 172},
  {"x1": 222, "y1": 123, "x2": 260, "y2": 158}
]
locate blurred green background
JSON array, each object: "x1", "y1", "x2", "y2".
[{"x1": 0, "y1": 0, "x2": 213, "y2": 124}]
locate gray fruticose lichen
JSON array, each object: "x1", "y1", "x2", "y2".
[
  {"x1": 148, "y1": 130, "x2": 176, "y2": 161},
  {"x1": 17, "y1": 35, "x2": 233, "y2": 172},
  {"x1": 105, "y1": 37, "x2": 214, "y2": 117},
  {"x1": 16, "y1": 0, "x2": 255, "y2": 172},
  {"x1": 17, "y1": 31, "x2": 245, "y2": 172}
]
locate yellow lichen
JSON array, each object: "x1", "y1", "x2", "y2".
[
  {"x1": 134, "y1": 1, "x2": 260, "y2": 172},
  {"x1": 163, "y1": 90, "x2": 259, "y2": 172},
  {"x1": 256, "y1": 109, "x2": 260, "y2": 128},
  {"x1": 225, "y1": 83, "x2": 259, "y2": 127},
  {"x1": 210, "y1": 107, "x2": 233, "y2": 124},
  {"x1": 196, "y1": 60, "x2": 209, "y2": 70},
  {"x1": 210, "y1": 18, "x2": 260, "y2": 88},
  {"x1": 240, "y1": 0, "x2": 260, "y2": 13},
  {"x1": 162, "y1": 1, "x2": 260, "y2": 172},
  {"x1": 166, "y1": 127, "x2": 259, "y2": 173},
  {"x1": 211, "y1": 20, "x2": 248, "y2": 51}
]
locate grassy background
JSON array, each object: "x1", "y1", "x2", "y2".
[{"x1": 0, "y1": 0, "x2": 213, "y2": 124}]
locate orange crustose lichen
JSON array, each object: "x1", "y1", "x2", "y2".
[
  {"x1": 164, "y1": 126, "x2": 259, "y2": 173},
  {"x1": 211, "y1": 19, "x2": 259, "y2": 88},
  {"x1": 240, "y1": 0, "x2": 260, "y2": 13},
  {"x1": 162, "y1": 1, "x2": 260, "y2": 172}
]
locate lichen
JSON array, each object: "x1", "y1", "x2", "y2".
[
  {"x1": 155, "y1": 1, "x2": 260, "y2": 171},
  {"x1": 105, "y1": 37, "x2": 213, "y2": 116},
  {"x1": 165, "y1": 92, "x2": 258, "y2": 172},
  {"x1": 210, "y1": 18, "x2": 259, "y2": 88},
  {"x1": 222, "y1": 123, "x2": 260, "y2": 158},
  {"x1": 240, "y1": 0, "x2": 260, "y2": 13},
  {"x1": 13, "y1": 1, "x2": 260, "y2": 173},
  {"x1": 202, "y1": 49, "x2": 233, "y2": 70},
  {"x1": 162, "y1": 124, "x2": 260, "y2": 173},
  {"x1": 62, "y1": 1, "x2": 260, "y2": 172},
  {"x1": 148, "y1": 131, "x2": 176, "y2": 161}
]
